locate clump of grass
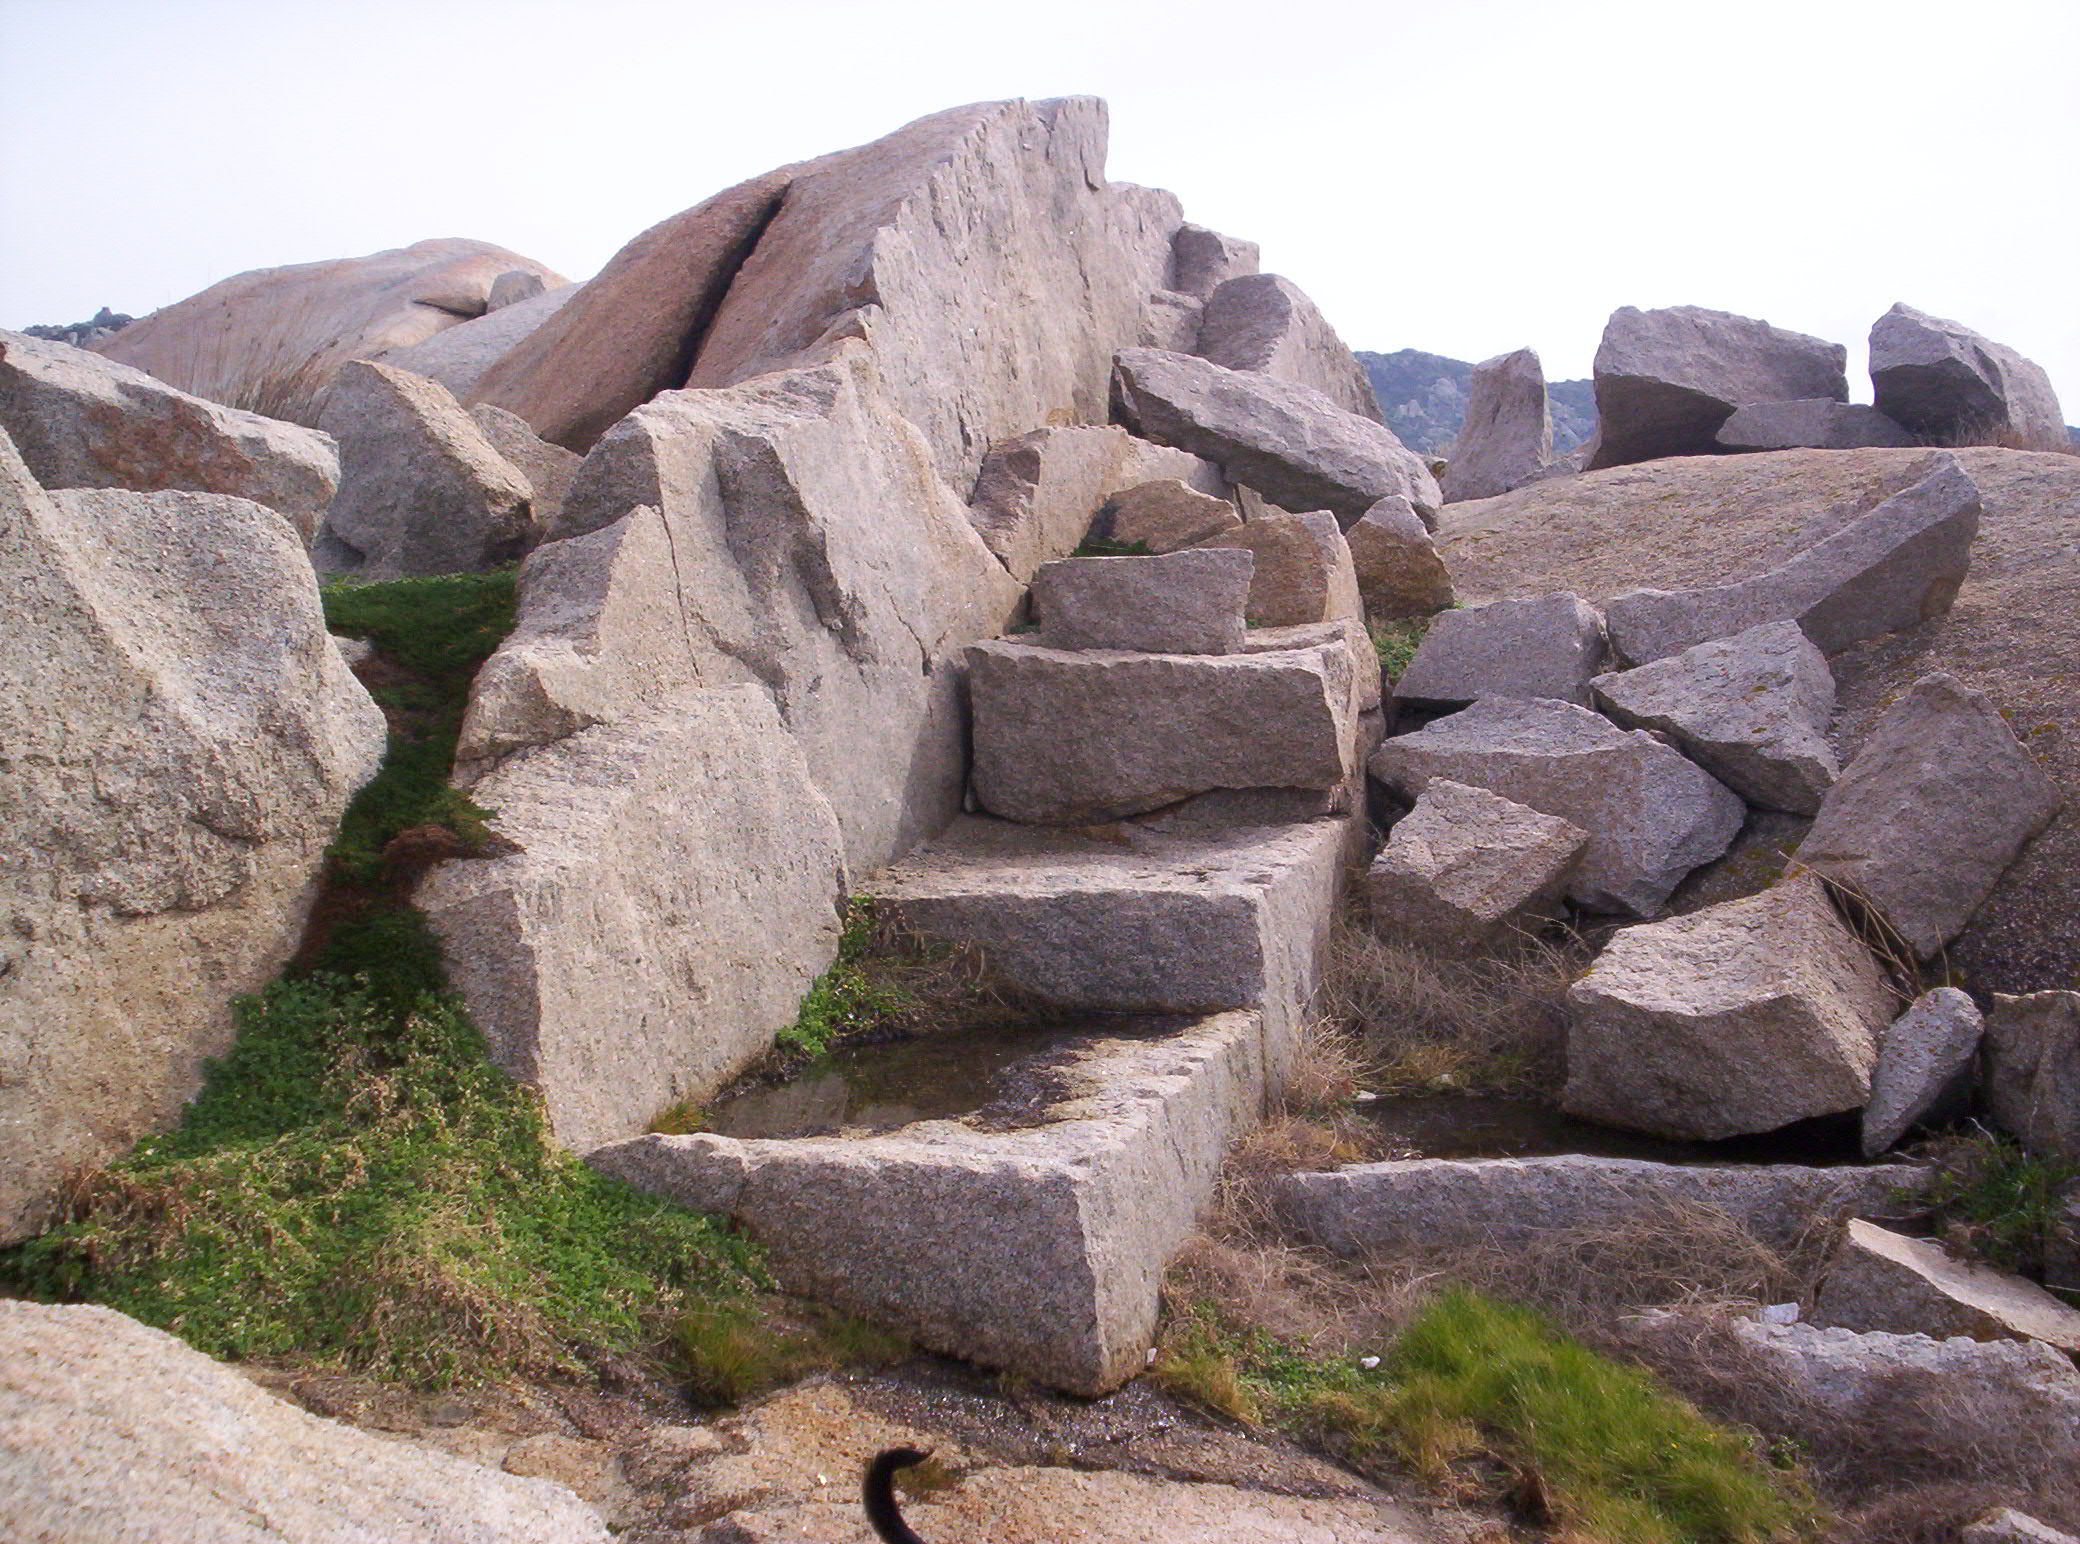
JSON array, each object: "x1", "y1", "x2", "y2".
[
  {"x1": 1367, "y1": 615, "x2": 1432, "y2": 683},
  {"x1": 777, "y1": 899, "x2": 1018, "y2": 1060},
  {"x1": 1070, "y1": 535, "x2": 1155, "y2": 558},
  {"x1": 676, "y1": 1299, "x2": 910, "y2": 1408},
  {"x1": 649, "y1": 1099, "x2": 708, "y2": 1136},
  {"x1": 1918, "y1": 1127, "x2": 2079, "y2": 1292},
  {"x1": 779, "y1": 899, "x2": 922, "y2": 1058}
]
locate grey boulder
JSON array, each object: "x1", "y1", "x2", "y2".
[
  {"x1": 1862, "y1": 987, "x2": 1983, "y2": 1156},
  {"x1": 1871, "y1": 302, "x2": 2069, "y2": 449},
  {"x1": 1715, "y1": 398, "x2": 1915, "y2": 451},
  {"x1": 470, "y1": 402, "x2": 581, "y2": 535},
  {"x1": 1168, "y1": 223, "x2": 1260, "y2": 302},
  {"x1": 1192, "y1": 273, "x2": 1383, "y2": 422},
  {"x1": 1983, "y1": 991, "x2": 2080, "y2": 1163},
  {"x1": 1393, "y1": 592, "x2": 1606, "y2": 708},
  {"x1": 1030, "y1": 548, "x2": 1251, "y2": 654},
  {"x1": 1365, "y1": 779, "x2": 1585, "y2": 950},
  {"x1": 1440, "y1": 347, "x2": 1552, "y2": 502}
]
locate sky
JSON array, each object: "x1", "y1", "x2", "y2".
[{"x1": 3, "y1": 0, "x2": 2076, "y2": 410}]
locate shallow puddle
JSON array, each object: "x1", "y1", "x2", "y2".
[{"x1": 1356, "y1": 1092, "x2": 1867, "y2": 1166}]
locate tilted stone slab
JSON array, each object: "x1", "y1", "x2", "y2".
[
  {"x1": 1394, "y1": 592, "x2": 1606, "y2": 707},
  {"x1": 1440, "y1": 347, "x2": 1552, "y2": 502},
  {"x1": 1871, "y1": 302, "x2": 2069, "y2": 448},
  {"x1": 968, "y1": 640, "x2": 1353, "y2": 825},
  {"x1": 1366, "y1": 780, "x2": 1585, "y2": 950},
  {"x1": 1592, "y1": 620, "x2": 1838, "y2": 814},
  {"x1": 316, "y1": 360, "x2": 533, "y2": 579},
  {"x1": 1587, "y1": 304, "x2": 1848, "y2": 468},
  {"x1": 1192, "y1": 273, "x2": 1383, "y2": 422},
  {"x1": 1101, "y1": 476, "x2": 1240, "y2": 554},
  {"x1": 1984, "y1": 991, "x2": 2080, "y2": 1164},
  {"x1": 0, "y1": 433, "x2": 384, "y2": 1243},
  {"x1": 1814, "y1": 1219, "x2": 2080, "y2": 1352},
  {"x1": 0, "y1": 329, "x2": 338, "y2": 541},
  {"x1": 1798, "y1": 672, "x2": 2061, "y2": 959},
  {"x1": 1563, "y1": 876, "x2": 1894, "y2": 1140},
  {"x1": 0, "y1": 1301, "x2": 615, "y2": 1544},
  {"x1": 1113, "y1": 347, "x2": 1441, "y2": 526},
  {"x1": 1604, "y1": 451, "x2": 1981, "y2": 665},
  {"x1": 591, "y1": 1011, "x2": 1272, "y2": 1395},
  {"x1": 1344, "y1": 495, "x2": 1454, "y2": 619},
  {"x1": 1278, "y1": 1155, "x2": 1930, "y2": 1256},
  {"x1": 1030, "y1": 548, "x2": 1251, "y2": 654},
  {"x1": 1715, "y1": 398, "x2": 1915, "y2": 451},
  {"x1": 379, "y1": 282, "x2": 577, "y2": 402},
  {"x1": 1864, "y1": 987, "x2": 1982, "y2": 1156},
  {"x1": 1196, "y1": 508, "x2": 1363, "y2": 628},
  {"x1": 1368, "y1": 696, "x2": 1744, "y2": 916}
]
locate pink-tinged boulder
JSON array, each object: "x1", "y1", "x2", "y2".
[
  {"x1": 1983, "y1": 991, "x2": 2080, "y2": 1163},
  {"x1": 92, "y1": 237, "x2": 564, "y2": 423},
  {"x1": 1192, "y1": 273, "x2": 1383, "y2": 422},
  {"x1": 377, "y1": 281, "x2": 578, "y2": 402},
  {"x1": 1197, "y1": 508, "x2": 1362, "y2": 628},
  {"x1": 1101, "y1": 476, "x2": 1241, "y2": 554},
  {"x1": 1169, "y1": 223, "x2": 1260, "y2": 302},
  {"x1": 1344, "y1": 495, "x2": 1454, "y2": 619},
  {"x1": 1441, "y1": 348, "x2": 1553, "y2": 502},
  {"x1": 1871, "y1": 303, "x2": 2069, "y2": 449},
  {"x1": 1030, "y1": 548, "x2": 1252, "y2": 654},
  {"x1": 1587, "y1": 305, "x2": 1848, "y2": 469},
  {"x1": 965, "y1": 427, "x2": 1220, "y2": 581}
]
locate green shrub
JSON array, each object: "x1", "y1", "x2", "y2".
[{"x1": 1922, "y1": 1129, "x2": 2079, "y2": 1292}]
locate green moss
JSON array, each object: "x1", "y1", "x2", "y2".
[
  {"x1": 777, "y1": 898, "x2": 919, "y2": 1059},
  {"x1": 1368, "y1": 615, "x2": 1432, "y2": 683},
  {"x1": 1070, "y1": 536, "x2": 1155, "y2": 559}
]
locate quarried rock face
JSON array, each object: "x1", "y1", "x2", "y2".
[
  {"x1": 1588, "y1": 305, "x2": 1848, "y2": 468},
  {"x1": 315, "y1": 360, "x2": 534, "y2": 579},
  {"x1": 1191, "y1": 273, "x2": 1383, "y2": 422},
  {"x1": 0, "y1": 1301, "x2": 614, "y2": 1544},
  {"x1": 1562, "y1": 876, "x2": 1893, "y2": 1140},
  {"x1": 1591, "y1": 620, "x2": 1838, "y2": 813},
  {"x1": 92, "y1": 237, "x2": 565, "y2": 423},
  {"x1": 1112, "y1": 347, "x2": 1441, "y2": 526},
  {"x1": 1195, "y1": 508, "x2": 1362, "y2": 628},
  {"x1": 1368, "y1": 696, "x2": 1744, "y2": 916},
  {"x1": 1440, "y1": 347, "x2": 1552, "y2": 502},
  {"x1": 1983, "y1": 991, "x2": 2080, "y2": 1163},
  {"x1": 1871, "y1": 302, "x2": 2069, "y2": 449},
  {"x1": 1863, "y1": 986, "x2": 1982, "y2": 1156},
  {"x1": 1392, "y1": 592, "x2": 1606, "y2": 708},
  {"x1": 1602, "y1": 451, "x2": 1981, "y2": 664},
  {"x1": 1813, "y1": 1218, "x2": 2080, "y2": 1352},
  {"x1": 1798, "y1": 672, "x2": 2061, "y2": 959},
  {"x1": 1715, "y1": 398, "x2": 1915, "y2": 451},
  {"x1": 1344, "y1": 495, "x2": 1454, "y2": 619},
  {"x1": 0, "y1": 432, "x2": 384, "y2": 1243},
  {"x1": 1030, "y1": 549, "x2": 1251, "y2": 654},
  {"x1": 0, "y1": 330, "x2": 339, "y2": 542},
  {"x1": 1365, "y1": 780, "x2": 1585, "y2": 950}
]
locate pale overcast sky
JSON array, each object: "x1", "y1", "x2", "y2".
[{"x1": 3, "y1": 0, "x2": 2075, "y2": 411}]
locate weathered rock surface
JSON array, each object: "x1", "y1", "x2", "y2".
[
  {"x1": 418, "y1": 689, "x2": 846, "y2": 1151},
  {"x1": 1136, "y1": 289, "x2": 1203, "y2": 352},
  {"x1": 1965, "y1": 1511, "x2": 2080, "y2": 1544},
  {"x1": 968, "y1": 640, "x2": 1354, "y2": 825},
  {"x1": 1101, "y1": 475, "x2": 1241, "y2": 553},
  {"x1": 1113, "y1": 347, "x2": 1441, "y2": 526},
  {"x1": 470, "y1": 403, "x2": 581, "y2": 535},
  {"x1": 1813, "y1": 1219, "x2": 2080, "y2": 1352},
  {"x1": 0, "y1": 1300, "x2": 613, "y2": 1544},
  {"x1": 0, "y1": 330, "x2": 339, "y2": 541},
  {"x1": 1563, "y1": 876, "x2": 1893, "y2": 1140},
  {"x1": 315, "y1": 360, "x2": 534, "y2": 578},
  {"x1": 1871, "y1": 302, "x2": 2069, "y2": 449},
  {"x1": 966, "y1": 427, "x2": 1219, "y2": 581},
  {"x1": 0, "y1": 432, "x2": 384, "y2": 1241},
  {"x1": 1863, "y1": 987, "x2": 1982, "y2": 1156},
  {"x1": 93, "y1": 237, "x2": 564, "y2": 424},
  {"x1": 1279, "y1": 1156, "x2": 1929, "y2": 1255},
  {"x1": 1393, "y1": 592, "x2": 1605, "y2": 707},
  {"x1": 1344, "y1": 495, "x2": 1454, "y2": 619},
  {"x1": 1798, "y1": 672, "x2": 2060, "y2": 959},
  {"x1": 1715, "y1": 398, "x2": 1915, "y2": 451},
  {"x1": 458, "y1": 343, "x2": 1020, "y2": 875},
  {"x1": 1365, "y1": 780, "x2": 1585, "y2": 950},
  {"x1": 1591, "y1": 620, "x2": 1838, "y2": 813},
  {"x1": 1604, "y1": 451, "x2": 1980, "y2": 665},
  {"x1": 1031, "y1": 549, "x2": 1251, "y2": 654},
  {"x1": 1197, "y1": 509, "x2": 1362, "y2": 628},
  {"x1": 379, "y1": 283, "x2": 578, "y2": 402},
  {"x1": 1983, "y1": 991, "x2": 2080, "y2": 1163},
  {"x1": 1169, "y1": 223, "x2": 1260, "y2": 302},
  {"x1": 1440, "y1": 348, "x2": 1551, "y2": 502},
  {"x1": 1192, "y1": 273, "x2": 1383, "y2": 422},
  {"x1": 1369, "y1": 696, "x2": 1744, "y2": 916},
  {"x1": 1587, "y1": 305, "x2": 1848, "y2": 468}
]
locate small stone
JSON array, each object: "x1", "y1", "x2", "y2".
[
  {"x1": 1440, "y1": 348, "x2": 1552, "y2": 502},
  {"x1": 1863, "y1": 988, "x2": 1982, "y2": 1156},
  {"x1": 1343, "y1": 496, "x2": 1454, "y2": 620},
  {"x1": 1195, "y1": 509, "x2": 1362, "y2": 628},
  {"x1": 1983, "y1": 991, "x2": 2080, "y2": 1163},
  {"x1": 1963, "y1": 1510, "x2": 2080, "y2": 1544},
  {"x1": 1365, "y1": 780, "x2": 1586, "y2": 950},
  {"x1": 1393, "y1": 593, "x2": 1606, "y2": 708},
  {"x1": 1102, "y1": 477, "x2": 1241, "y2": 553},
  {"x1": 1813, "y1": 1218, "x2": 2080, "y2": 1353}
]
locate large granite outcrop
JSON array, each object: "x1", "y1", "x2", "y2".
[
  {"x1": 1870, "y1": 303, "x2": 2069, "y2": 449},
  {"x1": 0, "y1": 330, "x2": 340, "y2": 542},
  {"x1": 0, "y1": 431, "x2": 384, "y2": 1243},
  {"x1": 92, "y1": 237, "x2": 564, "y2": 423},
  {"x1": 1191, "y1": 273, "x2": 1383, "y2": 422},
  {"x1": 1440, "y1": 347, "x2": 1552, "y2": 502}
]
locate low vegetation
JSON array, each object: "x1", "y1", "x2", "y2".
[
  {"x1": 1919, "y1": 1128, "x2": 2080, "y2": 1298},
  {"x1": 1367, "y1": 615, "x2": 1430, "y2": 683}
]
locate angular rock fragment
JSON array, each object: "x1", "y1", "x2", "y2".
[
  {"x1": 1136, "y1": 288, "x2": 1203, "y2": 352},
  {"x1": 1192, "y1": 273, "x2": 1383, "y2": 421},
  {"x1": 967, "y1": 640, "x2": 1354, "y2": 825},
  {"x1": 1169, "y1": 222, "x2": 1260, "y2": 302},
  {"x1": 0, "y1": 329, "x2": 339, "y2": 541},
  {"x1": 1871, "y1": 302, "x2": 2069, "y2": 449},
  {"x1": 1715, "y1": 398, "x2": 1915, "y2": 451},
  {"x1": 1965, "y1": 1511, "x2": 2080, "y2": 1544},
  {"x1": 1366, "y1": 780, "x2": 1585, "y2": 950},
  {"x1": 1113, "y1": 347, "x2": 1441, "y2": 526},
  {"x1": 1239, "y1": 616, "x2": 1384, "y2": 716},
  {"x1": 1393, "y1": 592, "x2": 1606, "y2": 708},
  {"x1": 1603, "y1": 451, "x2": 1981, "y2": 664},
  {"x1": 380, "y1": 282, "x2": 579, "y2": 402},
  {"x1": 1983, "y1": 991, "x2": 2080, "y2": 1163},
  {"x1": 1863, "y1": 987, "x2": 1982, "y2": 1156},
  {"x1": 1440, "y1": 347, "x2": 1552, "y2": 502},
  {"x1": 966, "y1": 427, "x2": 1215, "y2": 581},
  {"x1": 1591, "y1": 620, "x2": 1838, "y2": 813},
  {"x1": 487, "y1": 269, "x2": 546, "y2": 310},
  {"x1": 1343, "y1": 495, "x2": 1454, "y2": 619},
  {"x1": 1196, "y1": 509, "x2": 1362, "y2": 627},
  {"x1": 471, "y1": 402, "x2": 581, "y2": 534},
  {"x1": 1370, "y1": 696, "x2": 1745, "y2": 916},
  {"x1": 1813, "y1": 1219, "x2": 2080, "y2": 1352},
  {"x1": 1031, "y1": 548, "x2": 1251, "y2": 654},
  {"x1": 1588, "y1": 304, "x2": 1849, "y2": 468},
  {"x1": 1563, "y1": 876, "x2": 1893, "y2": 1140},
  {"x1": 315, "y1": 360, "x2": 534, "y2": 579},
  {"x1": 1798, "y1": 672, "x2": 2061, "y2": 959},
  {"x1": 1100, "y1": 476, "x2": 1240, "y2": 553}
]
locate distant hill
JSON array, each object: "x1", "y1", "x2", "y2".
[{"x1": 1358, "y1": 349, "x2": 1596, "y2": 457}]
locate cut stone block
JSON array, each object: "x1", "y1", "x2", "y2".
[
  {"x1": 1603, "y1": 451, "x2": 1981, "y2": 665},
  {"x1": 1440, "y1": 347, "x2": 1552, "y2": 502},
  {"x1": 1863, "y1": 987, "x2": 1982, "y2": 1156},
  {"x1": 1369, "y1": 696, "x2": 1745, "y2": 916},
  {"x1": 1192, "y1": 273, "x2": 1382, "y2": 422},
  {"x1": 1100, "y1": 477, "x2": 1241, "y2": 553},
  {"x1": 1563, "y1": 876, "x2": 1894, "y2": 1140},
  {"x1": 1366, "y1": 780, "x2": 1585, "y2": 950},
  {"x1": 1798, "y1": 672, "x2": 2062, "y2": 959},
  {"x1": 1984, "y1": 991, "x2": 2080, "y2": 1163},
  {"x1": 1344, "y1": 495, "x2": 1454, "y2": 620},
  {"x1": 1393, "y1": 592, "x2": 1606, "y2": 708},
  {"x1": 1591, "y1": 620, "x2": 1838, "y2": 814},
  {"x1": 1030, "y1": 548, "x2": 1251, "y2": 654},
  {"x1": 1813, "y1": 1219, "x2": 2080, "y2": 1353},
  {"x1": 967, "y1": 639, "x2": 1354, "y2": 825},
  {"x1": 1715, "y1": 398, "x2": 1916, "y2": 451},
  {"x1": 1196, "y1": 508, "x2": 1362, "y2": 627}
]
